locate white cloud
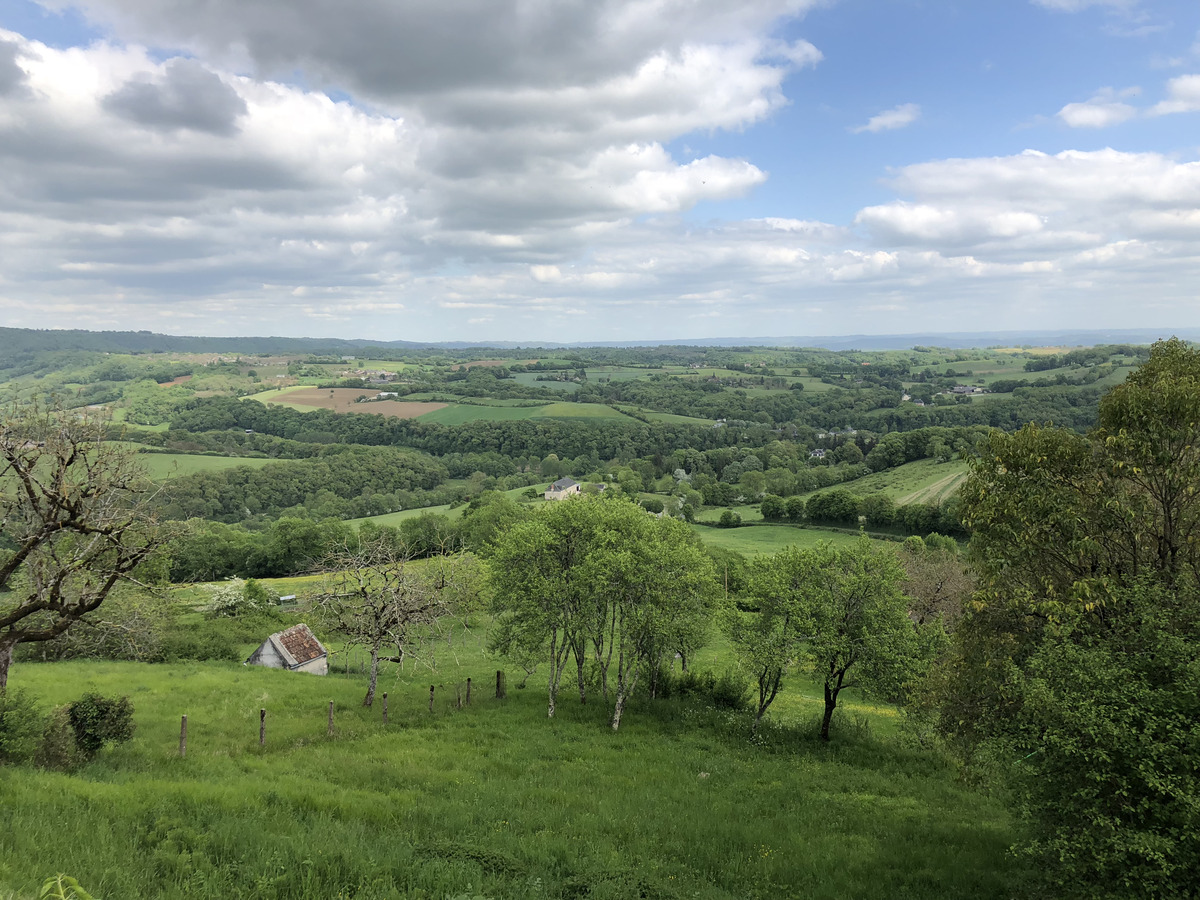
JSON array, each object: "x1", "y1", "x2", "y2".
[
  {"x1": 1150, "y1": 74, "x2": 1200, "y2": 115},
  {"x1": 4, "y1": 7, "x2": 1200, "y2": 340},
  {"x1": 851, "y1": 103, "x2": 920, "y2": 134},
  {"x1": 1057, "y1": 87, "x2": 1139, "y2": 127},
  {"x1": 1031, "y1": 0, "x2": 1137, "y2": 11}
]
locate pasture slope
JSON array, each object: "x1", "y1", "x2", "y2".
[{"x1": 0, "y1": 635, "x2": 1020, "y2": 900}]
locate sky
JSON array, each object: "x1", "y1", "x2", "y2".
[{"x1": 1, "y1": 0, "x2": 1199, "y2": 343}]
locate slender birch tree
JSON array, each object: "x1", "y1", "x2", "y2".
[{"x1": 487, "y1": 496, "x2": 715, "y2": 726}]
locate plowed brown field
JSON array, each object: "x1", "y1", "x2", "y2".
[{"x1": 272, "y1": 388, "x2": 447, "y2": 418}]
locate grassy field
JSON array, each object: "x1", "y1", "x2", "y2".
[
  {"x1": 810, "y1": 458, "x2": 970, "y2": 503},
  {"x1": 416, "y1": 404, "x2": 551, "y2": 425},
  {"x1": 409, "y1": 402, "x2": 634, "y2": 426},
  {"x1": 640, "y1": 411, "x2": 715, "y2": 425},
  {"x1": 1, "y1": 637, "x2": 1021, "y2": 900},
  {"x1": 136, "y1": 453, "x2": 276, "y2": 480},
  {"x1": 690, "y1": 523, "x2": 865, "y2": 555}
]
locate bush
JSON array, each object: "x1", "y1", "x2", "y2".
[
  {"x1": 159, "y1": 630, "x2": 241, "y2": 662},
  {"x1": 207, "y1": 577, "x2": 274, "y2": 618},
  {"x1": 717, "y1": 510, "x2": 742, "y2": 528},
  {"x1": 0, "y1": 689, "x2": 45, "y2": 765},
  {"x1": 667, "y1": 668, "x2": 752, "y2": 711},
  {"x1": 37, "y1": 705, "x2": 81, "y2": 771},
  {"x1": 67, "y1": 694, "x2": 135, "y2": 760}
]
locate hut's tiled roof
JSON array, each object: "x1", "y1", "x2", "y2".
[{"x1": 273, "y1": 624, "x2": 325, "y2": 665}]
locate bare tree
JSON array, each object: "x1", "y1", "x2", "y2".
[
  {"x1": 316, "y1": 538, "x2": 478, "y2": 707},
  {"x1": 898, "y1": 535, "x2": 975, "y2": 630},
  {"x1": 0, "y1": 406, "x2": 163, "y2": 692}
]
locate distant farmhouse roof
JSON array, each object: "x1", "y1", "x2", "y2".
[
  {"x1": 545, "y1": 476, "x2": 583, "y2": 501},
  {"x1": 245, "y1": 623, "x2": 328, "y2": 675}
]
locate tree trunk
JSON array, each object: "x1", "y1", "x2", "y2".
[
  {"x1": 0, "y1": 640, "x2": 13, "y2": 694},
  {"x1": 576, "y1": 658, "x2": 587, "y2": 704},
  {"x1": 610, "y1": 691, "x2": 627, "y2": 731},
  {"x1": 363, "y1": 644, "x2": 381, "y2": 706},
  {"x1": 548, "y1": 631, "x2": 560, "y2": 718},
  {"x1": 821, "y1": 672, "x2": 845, "y2": 742}
]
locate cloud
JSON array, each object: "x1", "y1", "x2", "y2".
[
  {"x1": 4, "y1": 8, "x2": 1200, "y2": 340},
  {"x1": 1150, "y1": 74, "x2": 1200, "y2": 115},
  {"x1": 1056, "y1": 87, "x2": 1139, "y2": 127},
  {"x1": 102, "y1": 58, "x2": 247, "y2": 135},
  {"x1": 0, "y1": 38, "x2": 29, "y2": 97},
  {"x1": 1031, "y1": 0, "x2": 1137, "y2": 11},
  {"x1": 851, "y1": 103, "x2": 920, "y2": 134},
  {"x1": 40, "y1": 0, "x2": 826, "y2": 100}
]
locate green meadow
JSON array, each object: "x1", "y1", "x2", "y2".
[
  {"x1": 825, "y1": 458, "x2": 970, "y2": 503},
  {"x1": 137, "y1": 453, "x2": 276, "y2": 480},
  {"x1": 1, "y1": 638, "x2": 1021, "y2": 900},
  {"x1": 690, "y1": 523, "x2": 865, "y2": 555}
]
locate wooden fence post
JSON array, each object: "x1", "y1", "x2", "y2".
[
  {"x1": 382, "y1": 692, "x2": 388, "y2": 725},
  {"x1": 259, "y1": 708, "x2": 266, "y2": 747},
  {"x1": 327, "y1": 700, "x2": 334, "y2": 736},
  {"x1": 428, "y1": 685, "x2": 435, "y2": 713},
  {"x1": 496, "y1": 670, "x2": 506, "y2": 700},
  {"x1": 179, "y1": 715, "x2": 187, "y2": 758},
  {"x1": 466, "y1": 677, "x2": 472, "y2": 706}
]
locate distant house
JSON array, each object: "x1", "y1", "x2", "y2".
[
  {"x1": 376, "y1": 391, "x2": 398, "y2": 399},
  {"x1": 245, "y1": 623, "x2": 328, "y2": 675},
  {"x1": 545, "y1": 477, "x2": 582, "y2": 500},
  {"x1": 810, "y1": 448, "x2": 828, "y2": 459}
]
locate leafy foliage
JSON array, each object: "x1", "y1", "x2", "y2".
[
  {"x1": 937, "y1": 339, "x2": 1200, "y2": 897},
  {"x1": 66, "y1": 693, "x2": 135, "y2": 759}
]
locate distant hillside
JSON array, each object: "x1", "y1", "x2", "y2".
[{"x1": 0, "y1": 325, "x2": 1196, "y2": 356}]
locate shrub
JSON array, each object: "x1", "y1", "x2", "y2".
[
  {"x1": 67, "y1": 694, "x2": 135, "y2": 760},
  {"x1": 37, "y1": 705, "x2": 81, "y2": 771},
  {"x1": 0, "y1": 689, "x2": 44, "y2": 765},
  {"x1": 668, "y1": 668, "x2": 752, "y2": 711},
  {"x1": 717, "y1": 510, "x2": 742, "y2": 528},
  {"x1": 159, "y1": 630, "x2": 240, "y2": 662},
  {"x1": 207, "y1": 577, "x2": 274, "y2": 618}
]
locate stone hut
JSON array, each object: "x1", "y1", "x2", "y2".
[{"x1": 245, "y1": 623, "x2": 328, "y2": 675}]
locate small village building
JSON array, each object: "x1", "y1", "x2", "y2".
[
  {"x1": 245, "y1": 623, "x2": 328, "y2": 675},
  {"x1": 545, "y1": 477, "x2": 582, "y2": 500}
]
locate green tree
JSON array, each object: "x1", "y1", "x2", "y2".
[
  {"x1": 759, "y1": 495, "x2": 786, "y2": 521},
  {"x1": 938, "y1": 339, "x2": 1200, "y2": 897},
  {"x1": 727, "y1": 547, "x2": 817, "y2": 733},
  {"x1": 487, "y1": 497, "x2": 715, "y2": 727},
  {"x1": 803, "y1": 537, "x2": 918, "y2": 740},
  {"x1": 784, "y1": 495, "x2": 806, "y2": 523},
  {"x1": 458, "y1": 492, "x2": 531, "y2": 552},
  {"x1": 730, "y1": 537, "x2": 920, "y2": 740}
]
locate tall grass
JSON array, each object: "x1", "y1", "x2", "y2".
[{"x1": 1, "y1": 646, "x2": 1022, "y2": 899}]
